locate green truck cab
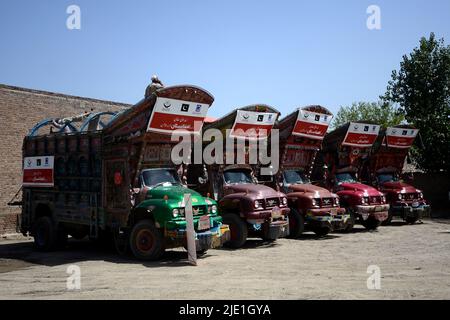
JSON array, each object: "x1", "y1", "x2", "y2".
[{"x1": 19, "y1": 79, "x2": 230, "y2": 261}]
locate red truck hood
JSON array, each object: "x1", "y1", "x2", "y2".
[
  {"x1": 338, "y1": 182, "x2": 381, "y2": 196},
  {"x1": 289, "y1": 183, "x2": 335, "y2": 197},
  {"x1": 381, "y1": 181, "x2": 419, "y2": 193},
  {"x1": 226, "y1": 183, "x2": 284, "y2": 199}
]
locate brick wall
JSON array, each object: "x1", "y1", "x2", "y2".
[{"x1": 0, "y1": 84, "x2": 131, "y2": 235}]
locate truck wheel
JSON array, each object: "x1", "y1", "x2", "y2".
[
  {"x1": 33, "y1": 216, "x2": 57, "y2": 251},
  {"x1": 129, "y1": 220, "x2": 164, "y2": 261},
  {"x1": 287, "y1": 208, "x2": 304, "y2": 238},
  {"x1": 361, "y1": 218, "x2": 380, "y2": 230},
  {"x1": 381, "y1": 212, "x2": 393, "y2": 226},
  {"x1": 222, "y1": 214, "x2": 248, "y2": 249},
  {"x1": 312, "y1": 226, "x2": 330, "y2": 237},
  {"x1": 405, "y1": 216, "x2": 418, "y2": 224},
  {"x1": 344, "y1": 209, "x2": 355, "y2": 232}
]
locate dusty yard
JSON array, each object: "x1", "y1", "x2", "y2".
[{"x1": 0, "y1": 219, "x2": 449, "y2": 300}]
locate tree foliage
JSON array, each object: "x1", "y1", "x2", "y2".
[
  {"x1": 383, "y1": 33, "x2": 450, "y2": 173},
  {"x1": 332, "y1": 101, "x2": 404, "y2": 129}
]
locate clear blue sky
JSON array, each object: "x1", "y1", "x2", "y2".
[{"x1": 1, "y1": 0, "x2": 449, "y2": 118}]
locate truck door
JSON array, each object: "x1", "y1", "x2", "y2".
[{"x1": 104, "y1": 160, "x2": 130, "y2": 224}]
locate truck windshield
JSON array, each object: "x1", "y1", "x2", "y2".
[
  {"x1": 223, "y1": 170, "x2": 254, "y2": 185},
  {"x1": 377, "y1": 174, "x2": 398, "y2": 184},
  {"x1": 335, "y1": 172, "x2": 357, "y2": 184},
  {"x1": 283, "y1": 170, "x2": 310, "y2": 185},
  {"x1": 142, "y1": 169, "x2": 181, "y2": 187}
]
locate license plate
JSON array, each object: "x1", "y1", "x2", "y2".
[
  {"x1": 412, "y1": 202, "x2": 419, "y2": 208},
  {"x1": 198, "y1": 215, "x2": 210, "y2": 230},
  {"x1": 272, "y1": 207, "x2": 282, "y2": 218}
]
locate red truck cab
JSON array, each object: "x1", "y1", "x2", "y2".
[
  {"x1": 363, "y1": 125, "x2": 430, "y2": 224},
  {"x1": 315, "y1": 122, "x2": 390, "y2": 230},
  {"x1": 261, "y1": 105, "x2": 349, "y2": 237}
]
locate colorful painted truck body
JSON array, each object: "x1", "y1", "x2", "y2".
[
  {"x1": 188, "y1": 105, "x2": 290, "y2": 248},
  {"x1": 19, "y1": 82, "x2": 230, "y2": 260},
  {"x1": 262, "y1": 106, "x2": 349, "y2": 237},
  {"x1": 362, "y1": 125, "x2": 430, "y2": 224},
  {"x1": 313, "y1": 121, "x2": 390, "y2": 230}
]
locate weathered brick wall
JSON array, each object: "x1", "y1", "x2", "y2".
[{"x1": 0, "y1": 84, "x2": 131, "y2": 234}]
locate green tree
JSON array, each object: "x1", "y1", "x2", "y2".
[
  {"x1": 383, "y1": 33, "x2": 450, "y2": 173},
  {"x1": 332, "y1": 101, "x2": 404, "y2": 129}
]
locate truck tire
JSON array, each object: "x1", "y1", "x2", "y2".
[
  {"x1": 33, "y1": 216, "x2": 57, "y2": 251},
  {"x1": 287, "y1": 208, "x2": 304, "y2": 238},
  {"x1": 361, "y1": 218, "x2": 380, "y2": 230},
  {"x1": 129, "y1": 220, "x2": 164, "y2": 261},
  {"x1": 312, "y1": 226, "x2": 330, "y2": 237},
  {"x1": 405, "y1": 216, "x2": 418, "y2": 224},
  {"x1": 222, "y1": 214, "x2": 248, "y2": 249}
]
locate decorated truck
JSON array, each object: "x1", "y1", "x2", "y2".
[
  {"x1": 17, "y1": 79, "x2": 230, "y2": 260},
  {"x1": 362, "y1": 125, "x2": 430, "y2": 224},
  {"x1": 260, "y1": 106, "x2": 349, "y2": 237},
  {"x1": 187, "y1": 105, "x2": 290, "y2": 248},
  {"x1": 313, "y1": 122, "x2": 390, "y2": 230}
]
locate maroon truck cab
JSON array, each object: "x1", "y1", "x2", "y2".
[
  {"x1": 314, "y1": 121, "x2": 389, "y2": 230},
  {"x1": 363, "y1": 125, "x2": 430, "y2": 224}
]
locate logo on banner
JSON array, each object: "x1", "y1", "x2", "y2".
[
  {"x1": 163, "y1": 101, "x2": 171, "y2": 109},
  {"x1": 257, "y1": 115, "x2": 264, "y2": 122},
  {"x1": 242, "y1": 113, "x2": 250, "y2": 120},
  {"x1": 195, "y1": 105, "x2": 202, "y2": 113},
  {"x1": 315, "y1": 115, "x2": 320, "y2": 121},
  {"x1": 181, "y1": 104, "x2": 190, "y2": 112}
]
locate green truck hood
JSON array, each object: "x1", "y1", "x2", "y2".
[{"x1": 146, "y1": 185, "x2": 208, "y2": 205}]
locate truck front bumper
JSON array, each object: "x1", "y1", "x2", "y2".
[
  {"x1": 355, "y1": 204, "x2": 390, "y2": 222},
  {"x1": 390, "y1": 203, "x2": 431, "y2": 220},
  {"x1": 261, "y1": 219, "x2": 290, "y2": 240},
  {"x1": 165, "y1": 224, "x2": 231, "y2": 251},
  {"x1": 305, "y1": 207, "x2": 350, "y2": 231}
]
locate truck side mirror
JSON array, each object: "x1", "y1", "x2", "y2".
[{"x1": 198, "y1": 177, "x2": 207, "y2": 185}]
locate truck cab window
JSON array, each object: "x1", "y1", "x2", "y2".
[
  {"x1": 141, "y1": 169, "x2": 181, "y2": 187},
  {"x1": 223, "y1": 169, "x2": 254, "y2": 185},
  {"x1": 283, "y1": 170, "x2": 310, "y2": 185},
  {"x1": 335, "y1": 172, "x2": 357, "y2": 184},
  {"x1": 377, "y1": 173, "x2": 398, "y2": 184}
]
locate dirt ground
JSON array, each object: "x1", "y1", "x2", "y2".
[{"x1": 0, "y1": 218, "x2": 449, "y2": 300}]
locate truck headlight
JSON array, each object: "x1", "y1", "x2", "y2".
[
  {"x1": 211, "y1": 205, "x2": 218, "y2": 214},
  {"x1": 172, "y1": 208, "x2": 179, "y2": 217},
  {"x1": 381, "y1": 195, "x2": 386, "y2": 203},
  {"x1": 361, "y1": 197, "x2": 369, "y2": 205},
  {"x1": 418, "y1": 192, "x2": 423, "y2": 199},
  {"x1": 334, "y1": 197, "x2": 340, "y2": 206},
  {"x1": 254, "y1": 199, "x2": 264, "y2": 209},
  {"x1": 282, "y1": 197, "x2": 288, "y2": 206},
  {"x1": 312, "y1": 198, "x2": 320, "y2": 206},
  {"x1": 398, "y1": 193, "x2": 403, "y2": 200}
]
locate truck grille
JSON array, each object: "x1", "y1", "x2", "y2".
[
  {"x1": 406, "y1": 193, "x2": 418, "y2": 200},
  {"x1": 369, "y1": 196, "x2": 382, "y2": 204},
  {"x1": 192, "y1": 206, "x2": 205, "y2": 215},
  {"x1": 320, "y1": 198, "x2": 333, "y2": 207},
  {"x1": 265, "y1": 198, "x2": 279, "y2": 208}
]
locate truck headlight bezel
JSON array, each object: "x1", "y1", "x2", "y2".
[
  {"x1": 254, "y1": 199, "x2": 264, "y2": 209},
  {"x1": 282, "y1": 197, "x2": 288, "y2": 206}
]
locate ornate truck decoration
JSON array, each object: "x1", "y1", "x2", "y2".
[
  {"x1": 188, "y1": 105, "x2": 290, "y2": 248},
  {"x1": 17, "y1": 78, "x2": 230, "y2": 261},
  {"x1": 363, "y1": 125, "x2": 430, "y2": 224},
  {"x1": 314, "y1": 121, "x2": 390, "y2": 231},
  {"x1": 263, "y1": 105, "x2": 349, "y2": 237}
]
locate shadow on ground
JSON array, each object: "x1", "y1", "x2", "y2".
[{"x1": 0, "y1": 238, "x2": 210, "y2": 270}]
